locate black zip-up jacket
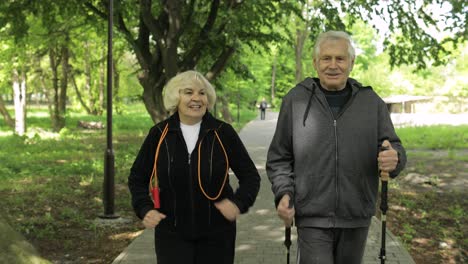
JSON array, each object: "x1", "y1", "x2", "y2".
[
  {"x1": 128, "y1": 112, "x2": 260, "y2": 239},
  {"x1": 267, "y1": 77, "x2": 407, "y2": 228}
]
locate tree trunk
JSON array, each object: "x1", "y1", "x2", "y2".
[
  {"x1": 69, "y1": 41, "x2": 93, "y2": 115},
  {"x1": 87, "y1": 0, "x2": 236, "y2": 123},
  {"x1": 57, "y1": 44, "x2": 69, "y2": 129},
  {"x1": 98, "y1": 48, "x2": 105, "y2": 115},
  {"x1": 217, "y1": 96, "x2": 233, "y2": 123},
  {"x1": 38, "y1": 69, "x2": 53, "y2": 117},
  {"x1": 271, "y1": 53, "x2": 277, "y2": 103},
  {"x1": 49, "y1": 45, "x2": 69, "y2": 132},
  {"x1": 113, "y1": 59, "x2": 122, "y2": 114},
  {"x1": 49, "y1": 48, "x2": 60, "y2": 131},
  {"x1": 295, "y1": 28, "x2": 308, "y2": 83},
  {"x1": 138, "y1": 69, "x2": 167, "y2": 123},
  {"x1": 71, "y1": 71, "x2": 93, "y2": 114},
  {"x1": 85, "y1": 42, "x2": 98, "y2": 115},
  {"x1": 12, "y1": 69, "x2": 27, "y2": 135},
  {"x1": 295, "y1": 0, "x2": 312, "y2": 83},
  {"x1": 0, "y1": 93, "x2": 15, "y2": 129}
]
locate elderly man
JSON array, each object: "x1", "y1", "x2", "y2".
[{"x1": 266, "y1": 31, "x2": 407, "y2": 264}]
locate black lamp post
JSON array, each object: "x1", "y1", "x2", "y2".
[{"x1": 101, "y1": 0, "x2": 118, "y2": 219}]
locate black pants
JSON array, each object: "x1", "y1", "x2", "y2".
[
  {"x1": 296, "y1": 226, "x2": 369, "y2": 264},
  {"x1": 260, "y1": 109, "x2": 266, "y2": 120},
  {"x1": 154, "y1": 227, "x2": 236, "y2": 264}
]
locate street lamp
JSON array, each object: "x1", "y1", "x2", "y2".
[{"x1": 101, "y1": 0, "x2": 118, "y2": 219}]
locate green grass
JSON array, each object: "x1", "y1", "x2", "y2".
[
  {"x1": 396, "y1": 125, "x2": 468, "y2": 149},
  {"x1": 388, "y1": 189, "x2": 466, "y2": 263},
  {"x1": 229, "y1": 109, "x2": 258, "y2": 131}
]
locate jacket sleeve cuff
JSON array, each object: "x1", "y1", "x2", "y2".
[
  {"x1": 390, "y1": 150, "x2": 403, "y2": 178},
  {"x1": 232, "y1": 198, "x2": 247, "y2": 214},
  {"x1": 274, "y1": 191, "x2": 293, "y2": 208},
  {"x1": 138, "y1": 205, "x2": 154, "y2": 220}
]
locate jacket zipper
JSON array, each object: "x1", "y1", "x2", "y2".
[
  {"x1": 187, "y1": 151, "x2": 196, "y2": 229},
  {"x1": 322, "y1": 87, "x2": 358, "y2": 227},
  {"x1": 317, "y1": 90, "x2": 339, "y2": 227},
  {"x1": 178, "y1": 130, "x2": 196, "y2": 230},
  {"x1": 333, "y1": 119, "x2": 338, "y2": 227},
  {"x1": 333, "y1": 87, "x2": 357, "y2": 226}
]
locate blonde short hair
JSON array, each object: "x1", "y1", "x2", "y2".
[
  {"x1": 163, "y1": 70, "x2": 217, "y2": 113},
  {"x1": 313, "y1": 31, "x2": 356, "y2": 59}
]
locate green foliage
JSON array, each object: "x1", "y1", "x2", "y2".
[
  {"x1": 350, "y1": 20, "x2": 378, "y2": 71},
  {"x1": 345, "y1": 20, "x2": 467, "y2": 98},
  {"x1": 0, "y1": 0, "x2": 467, "y2": 129},
  {"x1": 401, "y1": 222, "x2": 417, "y2": 243}
]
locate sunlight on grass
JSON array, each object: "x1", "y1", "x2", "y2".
[
  {"x1": 0, "y1": 130, "x2": 13, "y2": 137},
  {"x1": 26, "y1": 111, "x2": 50, "y2": 118},
  {"x1": 109, "y1": 230, "x2": 143, "y2": 241},
  {"x1": 80, "y1": 175, "x2": 95, "y2": 186}
]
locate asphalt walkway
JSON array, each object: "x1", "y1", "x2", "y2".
[{"x1": 113, "y1": 110, "x2": 415, "y2": 264}]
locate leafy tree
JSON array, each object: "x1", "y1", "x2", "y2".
[
  {"x1": 0, "y1": 1, "x2": 133, "y2": 131},
  {"x1": 345, "y1": 0, "x2": 466, "y2": 69},
  {"x1": 290, "y1": 0, "x2": 466, "y2": 86},
  {"x1": 0, "y1": 1, "x2": 35, "y2": 134},
  {"x1": 85, "y1": 0, "x2": 301, "y2": 122},
  {"x1": 0, "y1": 0, "x2": 466, "y2": 128}
]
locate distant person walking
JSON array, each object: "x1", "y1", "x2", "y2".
[
  {"x1": 128, "y1": 70, "x2": 261, "y2": 264},
  {"x1": 259, "y1": 97, "x2": 268, "y2": 120}
]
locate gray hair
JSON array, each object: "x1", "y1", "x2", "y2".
[
  {"x1": 313, "y1": 31, "x2": 356, "y2": 59},
  {"x1": 163, "y1": 70, "x2": 217, "y2": 113}
]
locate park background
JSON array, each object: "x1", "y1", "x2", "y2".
[{"x1": 0, "y1": 1, "x2": 466, "y2": 263}]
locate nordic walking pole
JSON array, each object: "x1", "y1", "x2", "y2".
[
  {"x1": 284, "y1": 199, "x2": 293, "y2": 264},
  {"x1": 379, "y1": 140, "x2": 391, "y2": 264}
]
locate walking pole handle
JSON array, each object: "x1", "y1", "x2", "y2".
[
  {"x1": 379, "y1": 140, "x2": 391, "y2": 264},
  {"x1": 380, "y1": 140, "x2": 391, "y2": 181}
]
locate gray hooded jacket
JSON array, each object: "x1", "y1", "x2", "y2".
[{"x1": 266, "y1": 77, "x2": 406, "y2": 228}]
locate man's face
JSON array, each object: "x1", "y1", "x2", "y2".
[{"x1": 313, "y1": 39, "x2": 354, "y2": 91}]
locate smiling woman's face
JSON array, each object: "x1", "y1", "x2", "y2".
[{"x1": 177, "y1": 85, "x2": 208, "y2": 125}]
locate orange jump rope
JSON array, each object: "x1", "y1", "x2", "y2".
[{"x1": 149, "y1": 123, "x2": 229, "y2": 208}]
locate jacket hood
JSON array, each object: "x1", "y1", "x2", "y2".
[
  {"x1": 297, "y1": 77, "x2": 365, "y2": 91},
  {"x1": 297, "y1": 77, "x2": 370, "y2": 126},
  {"x1": 297, "y1": 78, "x2": 317, "y2": 126}
]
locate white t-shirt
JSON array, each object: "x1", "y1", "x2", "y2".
[{"x1": 180, "y1": 121, "x2": 201, "y2": 154}]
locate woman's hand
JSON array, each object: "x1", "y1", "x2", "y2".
[
  {"x1": 142, "y1": 210, "x2": 167, "y2": 228},
  {"x1": 214, "y1": 199, "x2": 240, "y2": 221}
]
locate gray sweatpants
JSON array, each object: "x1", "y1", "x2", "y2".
[{"x1": 296, "y1": 226, "x2": 369, "y2": 264}]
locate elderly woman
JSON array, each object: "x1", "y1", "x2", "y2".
[{"x1": 128, "y1": 70, "x2": 260, "y2": 264}]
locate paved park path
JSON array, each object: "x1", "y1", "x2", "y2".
[{"x1": 113, "y1": 110, "x2": 415, "y2": 264}]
